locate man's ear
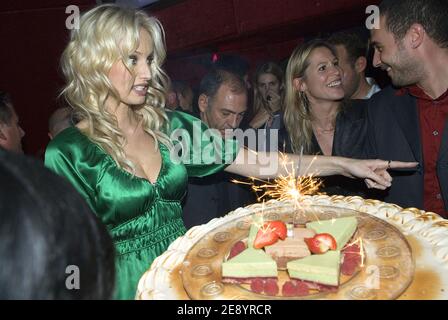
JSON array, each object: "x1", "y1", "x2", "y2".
[
  {"x1": 407, "y1": 23, "x2": 425, "y2": 49},
  {"x1": 354, "y1": 56, "x2": 367, "y2": 74},
  {"x1": 293, "y1": 77, "x2": 306, "y2": 92},
  {"x1": 198, "y1": 94, "x2": 209, "y2": 113}
]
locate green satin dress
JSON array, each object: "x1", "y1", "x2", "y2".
[{"x1": 44, "y1": 111, "x2": 239, "y2": 300}]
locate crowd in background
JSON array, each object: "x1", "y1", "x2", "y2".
[{"x1": 1, "y1": 0, "x2": 447, "y2": 299}]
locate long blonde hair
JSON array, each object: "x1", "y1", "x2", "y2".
[
  {"x1": 253, "y1": 62, "x2": 285, "y2": 116},
  {"x1": 60, "y1": 4, "x2": 171, "y2": 171},
  {"x1": 284, "y1": 40, "x2": 340, "y2": 154}
]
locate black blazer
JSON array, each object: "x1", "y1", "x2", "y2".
[
  {"x1": 365, "y1": 86, "x2": 448, "y2": 211},
  {"x1": 281, "y1": 100, "x2": 369, "y2": 196},
  {"x1": 181, "y1": 172, "x2": 256, "y2": 229},
  {"x1": 312, "y1": 99, "x2": 368, "y2": 158},
  {"x1": 316, "y1": 100, "x2": 368, "y2": 196}
]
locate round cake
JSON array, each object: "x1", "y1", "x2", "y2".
[{"x1": 136, "y1": 195, "x2": 448, "y2": 300}]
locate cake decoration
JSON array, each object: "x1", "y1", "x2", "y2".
[
  {"x1": 304, "y1": 233, "x2": 337, "y2": 254},
  {"x1": 137, "y1": 195, "x2": 448, "y2": 300},
  {"x1": 253, "y1": 221, "x2": 287, "y2": 249},
  {"x1": 287, "y1": 250, "x2": 341, "y2": 286}
]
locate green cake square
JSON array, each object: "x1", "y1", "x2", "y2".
[
  {"x1": 306, "y1": 216, "x2": 357, "y2": 250},
  {"x1": 222, "y1": 248, "x2": 278, "y2": 278},
  {"x1": 247, "y1": 223, "x2": 260, "y2": 249},
  {"x1": 287, "y1": 250, "x2": 341, "y2": 286}
]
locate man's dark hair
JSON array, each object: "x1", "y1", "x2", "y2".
[
  {"x1": 379, "y1": 0, "x2": 448, "y2": 48},
  {"x1": 327, "y1": 32, "x2": 368, "y2": 65},
  {"x1": 199, "y1": 69, "x2": 247, "y2": 103},
  {"x1": 171, "y1": 80, "x2": 192, "y2": 98},
  {"x1": 213, "y1": 54, "x2": 250, "y2": 79},
  {"x1": 0, "y1": 91, "x2": 13, "y2": 125},
  {"x1": 0, "y1": 150, "x2": 115, "y2": 299}
]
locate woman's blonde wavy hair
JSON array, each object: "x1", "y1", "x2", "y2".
[
  {"x1": 284, "y1": 39, "x2": 340, "y2": 154},
  {"x1": 253, "y1": 62, "x2": 285, "y2": 116},
  {"x1": 61, "y1": 4, "x2": 171, "y2": 171}
]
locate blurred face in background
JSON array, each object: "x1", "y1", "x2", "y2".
[
  {"x1": 257, "y1": 73, "x2": 281, "y2": 102},
  {"x1": 178, "y1": 88, "x2": 193, "y2": 112},
  {"x1": 0, "y1": 104, "x2": 25, "y2": 153},
  {"x1": 333, "y1": 44, "x2": 361, "y2": 98}
]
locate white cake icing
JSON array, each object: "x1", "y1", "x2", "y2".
[{"x1": 136, "y1": 195, "x2": 448, "y2": 300}]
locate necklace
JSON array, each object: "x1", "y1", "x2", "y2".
[{"x1": 313, "y1": 126, "x2": 335, "y2": 134}]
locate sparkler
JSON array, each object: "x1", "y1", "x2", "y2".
[
  {"x1": 231, "y1": 148, "x2": 368, "y2": 287},
  {"x1": 231, "y1": 151, "x2": 323, "y2": 203},
  {"x1": 343, "y1": 237, "x2": 366, "y2": 267},
  {"x1": 231, "y1": 149, "x2": 324, "y2": 228}
]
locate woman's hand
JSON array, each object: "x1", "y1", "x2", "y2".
[
  {"x1": 341, "y1": 159, "x2": 419, "y2": 190},
  {"x1": 250, "y1": 90, "x2": 282, "y2": 129},
  {"x1": 226, "y1": 150, "x2": 418, "y2": 191},
  {"x1": 265, "y1": 90, "x2": 281, "y2": 113},
  {"x1": 249, "y1": 108, "x2": 271, "y2": 129}
]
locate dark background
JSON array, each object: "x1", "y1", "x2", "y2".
[{"x1": 0, "y1": 0, "x2": 381, "y2": 156}]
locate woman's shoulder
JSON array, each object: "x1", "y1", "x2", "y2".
[
  {"x1": 45, "y1": 126, "x2": 106, "y2": 164},
  {"x1": 47, "y1": 126, "x2": 89, "y2": 151},
  {"x1": 166, "y1": 109, "x2": 200, "y2": 123},
  {"x1": 44, "y1": 126, "x2": 107, "y2": 201},
  {"x1": 165, "y1": 109, "x2": 202, "y2": 133}
]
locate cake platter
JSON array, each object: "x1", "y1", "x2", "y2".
[
  {"x1": 180, "y1": 205, "x2": 413, "y2": 300},
  {"x1": 137, "y1": 195, "x2": 448, "y2": 300}
]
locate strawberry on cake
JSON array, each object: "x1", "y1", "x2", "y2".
[{"x1": 222, "y1": 215, "x2": 360, "y2": 296}]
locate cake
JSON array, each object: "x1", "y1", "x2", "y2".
[
  {"x1": 306, "y1": 216, "x2": 357, "y2": 250},
  {"x1": 264, "y1": 230, "x2": 311, "y2": 269},
  {"x1": 234, "y1": 226, "x2": 316, "y2": 270},
  {"x1": 224, "y1": 216, "x2": 356, "y2": 287},
  {"x1": 247, "y1": 223, "x2": 260, "y2": 249},
  {"x1": 137, "y1": 195, "x2": 448, "y2": 300},
  {"x1": 291, "y1": 227, "x2": 316, "y2": 239},
  {"x1": 222, "y1": 248, "x2": 278, "y2": 282},
  {"x1": 287, "y1": 251, "x2": 341, "y2": 286}
]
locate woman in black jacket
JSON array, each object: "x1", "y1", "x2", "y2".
[{"x1": 283, "y1": 39, "x2": 369, "y2": 196}]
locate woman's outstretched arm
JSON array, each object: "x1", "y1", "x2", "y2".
[{"x1": 225, "y1": 148, "x2": 418, "y2": 190}]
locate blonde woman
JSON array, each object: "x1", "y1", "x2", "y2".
[
  {"x1": 284, "y1": 39, "x2": 377, "y2": 194},
  {"x1": 250, "y1": 62, "x2": 285, "y2": 129},
  {"x1": 45, "y1": 6, "x2": 416, "y2": 299},
  {"x1": 248, "y1": 62, "x2": 287, "y2": 152}
]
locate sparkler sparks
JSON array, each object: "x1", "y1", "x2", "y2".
[
  {"x1": 343, "y1": 237, "x2": 366, "y2": 267},
  {"x1": 232, "y1": 152, "x2": 323, "y2": 203}
]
